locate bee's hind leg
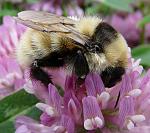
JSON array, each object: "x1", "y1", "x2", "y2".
[
  {"x1": 29, "y1": 53, "x2": 65, "y2": 87},
  {"x1": 30, "y1": 63, "x2": 53, "y2": 87}
]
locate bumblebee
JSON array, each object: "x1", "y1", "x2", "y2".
[{"x1": 15, "y1": 11, "x2": 128, "y2": 87}]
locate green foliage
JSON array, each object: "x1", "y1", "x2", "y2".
[
  {"x1": 132, "y1": 45, "x2": 150, "y2": 67},
  {"x1": 0, "y1": 89, "x2": 41, "y2": 133},
  {"x1": 85, "y1": 0, "x2": 134, "y2": 15},
  {"x1": 25, "y1": 0, "x2": 39, "y2": 4},
  {"x1": 100, "y1": 0, "x2": 133, "y2": 12},
  {"x1": 139, "y1": 2, "x2": 150, "y2": 16},
  {"x1": 0, "y1": 9, "x2": 18, "y2": 17},
  {"x1": 0, "y1": 2, "x2": 20, "y2": 23},
  {"x1": 85, "y1": 3, "x2": 112, "y2": 15},
  {"x1": 138, "y1": 15, "x2": 150, "y2": 28}
]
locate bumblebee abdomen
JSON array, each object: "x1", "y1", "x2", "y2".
[
  {"x1": 16, "y1": 29, "x2": 35, "y2": 67},
  {"x1": 16, "y1": 29, "x2": 55, "y2": 67}
]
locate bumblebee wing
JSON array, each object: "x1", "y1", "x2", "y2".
[
  {"x1": 14, "y1": 10, "x2": 89, "y2": 46},
  {"x1": 17, "y1": 10, "x2": 76, "y2": 25}
]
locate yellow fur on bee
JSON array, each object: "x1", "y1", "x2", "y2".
[
  {"x1": 16, "y1": 29, "x2": 34, "y2": 67},
  {"x1": 16, "y1": 28, "x2": 52, "y2": 67},
  {"x1": 16, "y1": 28, "x2": 78, "y2": 68},
  {"x1": 76, "y1": 16, "x2": 102, "y2": 37},
  {"x1": 50, "y1": 33, "x2": 79, "y2": 50},
  {"x1": 104, "y1": 34, "x2": 128, "y2": 67}
]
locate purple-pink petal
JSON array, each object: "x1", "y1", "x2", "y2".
[
  {"x1": 15, "y1": 116, "x2": 55, "y2": 133},
  {"x1": 59, "y1": 115, "x2": 75, "y2": 133},
  {"x1": 31, "y1": 79, "x2": 49, "y2": 102},
  {"x1": 119, "y1": 96, "x2": 135, "y2": 127},
  {"x1": 40, "y1": 112, "x2": 58, "y2": 127},
  {"x1": 85, "y1": 73, "x2": 105, "y2": 96},
  {"x1": 68, "y1": 98, "x2": 81, "y2": 122},
  {"x1": 82, "y1": 96, "x2": 103, "y2": 119},
  {"x1": 120, "y1": 74, "x2": 133, "y2": 96},
  {"x1": 48, "y1": 84, "x2": 62, "y2": 114},
  {"x1": 82, "y1": 96, "x2": 104, "y2": 130},
  {"x1": 64, "y1": 89, "x2": 82, "y2": 122},
  {"x1": 65, "y1": 75, "x2": 77, "y2": 91},
  {"x1": 14, "y1": 79, "x2": 26, "y2": 90}
]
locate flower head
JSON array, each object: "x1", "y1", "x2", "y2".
[
  {"x1": 15, "y1": 47, "x2": 150, "y2": 132},
  {"x1": 0, "y1": 16, "x2": 26, "y2": 99},
  {"x1": 28, "y1": 0, "x2": 84, "y2": 16},
  {"x1": 109, "y1": 11, "x2": 143, "y2": 47}
]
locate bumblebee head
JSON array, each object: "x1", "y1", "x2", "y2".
[
  {"x1": 84, "y1": 22, "x2": 128, "y2": 87},
  {"x1": 95, "y1": 22, "x2": 128, "y2": 87}
]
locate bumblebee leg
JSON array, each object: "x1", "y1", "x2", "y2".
[
  {"x1": 30, "y1": 64, "x2": 53, "y2": 87},
  {"x1": 30, "y1": 53, "x2": 65, "y2": 87},
  {"x1": 100, "y1": 66, "x2": 125, "y2": 88},
  {"x1": 74, "y1": 50, "x2": 89, "y2": 78}
]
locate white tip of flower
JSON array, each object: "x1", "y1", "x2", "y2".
[
  {"x1": 128, "y1": 47, "x2": 131, "y2": 52},
  {"x1": 135, "y1": 59, "x2": 141, "y2": 66},
  {"x1": 84, "y1": 117, "x2": 103, "y2": 130},
  {"x1": 127, "y1": 120, "x2": 135, "y2": 130},
  {"x1": 36, "y1": 103, "x2": 49, "y2": 112},
  {"x1": 23, "y1": 82, "x2": 34, "y2": 94},
  {"x1": 45, "y1": 107, "x2": 55, "y2": 116},
  {"x1": 15, "y1": 125, "x2": 29, "y2": 133},
  {"x1": 130, "y1": 115, "x2": 146, "y2": 123},
  {"x1": 132, "y1": 58, "x2": 141, "y2": 68},
  {"x1": 0, "y1": 79, "x2": 10, "y2": 86},
  {"x1": 94, "y1": 116, "x2": 103, "y2": 127},
  {"x1": 128, "y1": 89, "x2": 142, "y2": 97},
  {"x1": 125, "y1": 95, "x2": 130, "y2": 98},
  {"x1": 84, "y1": 119, "x2": 93, "y2": 130},
  {"x1": 53, "y1": 126, "x2": 65, "y2": 132},
  {"x1": 36, "y1": 103, "x2": 56, "y2": 116},
  {"x1": 97, "y1": 91, "x2": 110, "y2": 103}
]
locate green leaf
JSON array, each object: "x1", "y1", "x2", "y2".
[
  {"x1": 86, "y1": 5, "x2": 100, "y2": 15},
  {"x1": 25, "y1": 0, "x2": 39, "y2": 4},
  {"x1": 2, "y1": 2, "x2": 14, "y2": 10},
  {"x1": 100, "y1": 0, "x2": 133, "y2": 12},
  {"x1": 0, "y1": 9, "x2": 18, "y2": 17},
  {"x1": 132, "y1": 45, "x2": 150, "y2": 67},
  {"x1": 0, "y1": 89, "x2": 41, "y2": 133},
  {"x1": 85, "y1": 4, "x2": 111, "y2": 15},
  {"x1": 138, "y1": 15, "x2": 150, "y2": 28}
]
